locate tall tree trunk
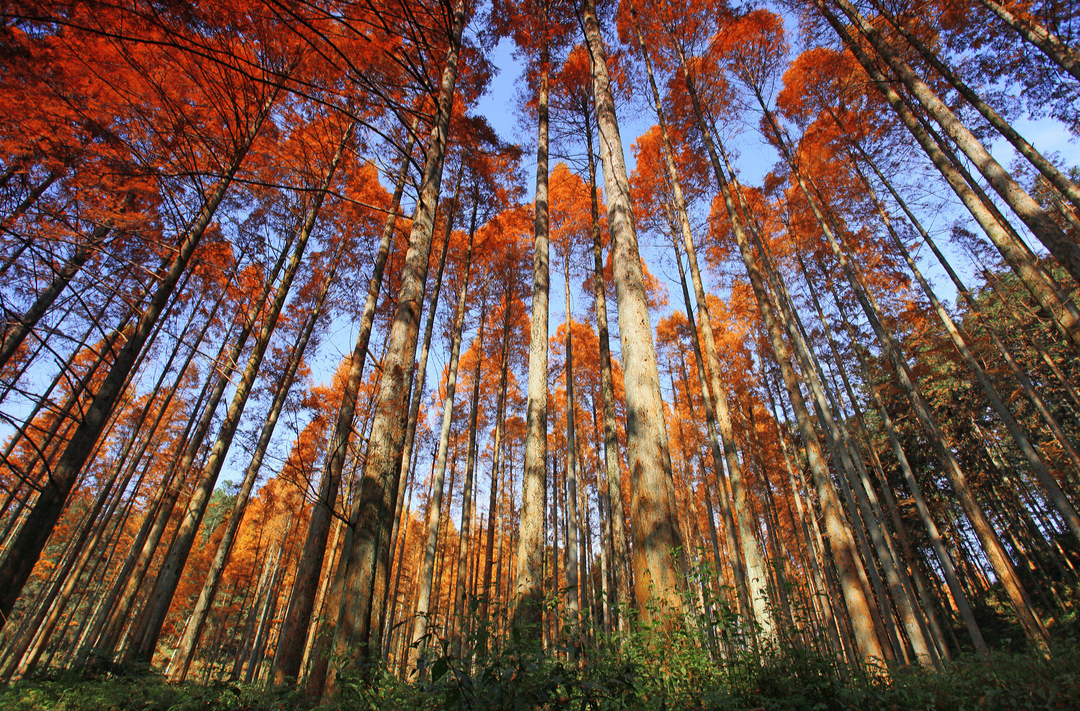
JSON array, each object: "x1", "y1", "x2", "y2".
[
  {"x1": 582, "y1": 0, "x2": 684, "y2": 622},
  {"x1": 386, "y1": 162, "x2": 463, "y2": 602},
  {"x1": 326, "y1": 0, "x2": 466, "y2": 680},
  {"x1": 670, "y1": 243, "x2": 752, "y2": 622},
  {"x1": 515, "y1": 43, "x2": 551, "y2": 632},
  {"x1": 407, "y1": 201, "x2": 477, "y2": 673},
  {"x1": 633, "y1": 6, "x2": 772, "y2": 636}
]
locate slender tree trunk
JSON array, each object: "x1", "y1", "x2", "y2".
[
  {"x1": 479, "y1": 282, "x2": 514, "y2": 640},
  {"x1": 386, "y1": 163, "x2": 463, "y2": 604},
  {"x1": 452, "y1": 291, "x2": 488, "y2": 658},
  {"x1": 583, "y1": 121, "x2": 630, "y2": 630},
  {"x1": 407, "y1": 203, "x2": 478, "y2": 675},
  {"x1": 326, "y1": 1, "x2": 466, "y2": 682},
  {"x1": 562, "y1": 263, "x2": 581, "y2": 657}
]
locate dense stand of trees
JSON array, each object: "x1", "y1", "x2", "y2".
[{"x1": 1, "y1": 0, "x2": 1078, "y2": 691}]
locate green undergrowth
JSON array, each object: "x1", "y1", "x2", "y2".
[{"x1": 4, "y1": 634, "x2": 1080, "y2": 711}]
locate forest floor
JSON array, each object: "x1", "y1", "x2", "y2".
[{"x1": 3, "y1": 636, "x2": 1080, "y2": 711}]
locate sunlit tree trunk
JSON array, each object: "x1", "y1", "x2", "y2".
[
  {"x1": 381, "y1": 189, "x2": 459, "y2": 661},
  {"x1": 515, "y1": 42, "x2": 551, "y2": 632},
  {"x1": 632, "y1": 6, "x2": 771, "y2": 635},
  {"x1": 582, "y1": 0, "x2": 685, "y2": 621}
]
